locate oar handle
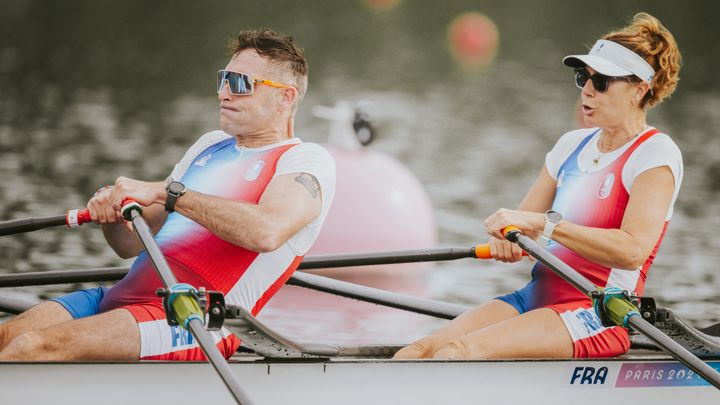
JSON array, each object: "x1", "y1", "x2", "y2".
[
  {"x1": 65, "y1": 209, "x2": 92, "y2": 228},
  {"x1": 474, "y1": 240, "x2": 528, "y2": 259}
]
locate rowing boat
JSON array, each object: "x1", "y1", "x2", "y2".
[
  {"x1": 1, "y1": 213, "x2": 719, "y2": 402},
  {"x1": 1, "y1": 304, "x2": 717, "y2": 404},
  {"x1": 1, "y1": 354, "x2": 717, "y2": 404}
]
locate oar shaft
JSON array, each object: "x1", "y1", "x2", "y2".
[
  {"x1": 511, "y1": 234, "x2": 596, "y2": 293},
  {"x1": 187, "y1": 319, "x2": 253, "y2": 404},
  {"x1": 0, "y1": 209, "x2": 92, "y2": 236},
  {"x1": 288, "y1": 272, "x2": 468, "y2": 319},
  {"x1": 0, "y1": 267, "x2": 129, "y2": 287},
  {"x1": 128, "y1": 211, "x2": 177, "y2": 286},
  {"x1": 298, "y1": 247, "x2": 478, "y2": 269},
  {"x1": 0, "y1": 245, "x2": 497, "y2": 289},
  {"x1": 0, "y1": 267, "x2": 468, "y2": 320},
  {"x1": 124, "y1": 204, "x2": 251, "y2": 404},
  {"x1": 628, "y1": 315, "x2": 720, "y2": 389},
  {"x1": 0, "y1": 215, "x2": 66, "y2": 236}
]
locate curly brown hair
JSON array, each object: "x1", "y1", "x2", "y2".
[
  {"x1": 603, "y1": 12, "x2": 682, "y2": 108},
  {"x1": 229, "y1": 29, "x2": 308, "y2": 104}
]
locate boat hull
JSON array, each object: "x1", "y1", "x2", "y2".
[{"x1": 2, "y1": 356, "x2": 718, "y2": 404}]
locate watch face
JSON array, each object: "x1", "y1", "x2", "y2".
[
  {"x1": 546, "y1": 210, "x2": 563, "y2": 223},
  {"x1": 168, "y1": 181, "x2": 185, "y2": 194}
]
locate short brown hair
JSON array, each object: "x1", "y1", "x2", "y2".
[
  {"x1": 229, "y1": 29, "x2": 308, "y2": 104},
  {"x1": 603, "y1": 13, "x2": 682, "y2": 108}
]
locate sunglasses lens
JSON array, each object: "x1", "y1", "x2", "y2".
[
  {"x1": 574, "y1": 69, "x2": 611, "y2": 92},
  {"x1": 591, "y1": 75, "x2": 609, "y2": 92},
  {"x1": 217, "y1": 71, "x2": 254, "y2": 95},
  {"x1": 574, "y1": 70, "x2": 588, "y2": 89}
]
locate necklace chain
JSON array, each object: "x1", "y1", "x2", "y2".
[{"x1": 591, "y1": 126, "x2": 648, "y2": 165}]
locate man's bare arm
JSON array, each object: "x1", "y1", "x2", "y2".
[{"x1": 174, "y1": 172, "x2": 322, "y2": 252}]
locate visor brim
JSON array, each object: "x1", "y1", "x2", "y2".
[{"x1": 562, "y1": 55, "x2": 634, "y2": 77}]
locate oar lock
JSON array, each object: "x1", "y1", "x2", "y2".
[
  {"x1": 591, "y1": 287, "x2": 659, "y2": 329},
  {"x1": 156, "y1": 284, "x2": 229, "y2": 331}
]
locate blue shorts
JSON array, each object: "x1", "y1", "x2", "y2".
[
  {"x1": 51, "y1": 287, "x2": 108, "y2": 319},
  {"x1": 496, "y1": 283, "x2": 533, "y2": 314}
]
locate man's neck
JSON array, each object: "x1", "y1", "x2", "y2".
[
  {"x1": 233, "y1": 116, "x2": 295, "y2": 148},
  {"x1": 234, "y1": 131, "x2": 292, "y2": 148}
]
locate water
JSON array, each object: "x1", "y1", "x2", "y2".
[{"x1": 1, "y1": 0, "x2": 720, "y2": 344}]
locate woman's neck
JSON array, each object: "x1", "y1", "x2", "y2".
[{"x1": 598, "y1": 114, "x2": 648, "y2": 152}]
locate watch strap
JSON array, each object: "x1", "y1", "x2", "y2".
[{"x1": 165, "y1": 181, "x2": 186, "y2": 212}]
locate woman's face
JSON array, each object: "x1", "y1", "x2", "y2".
[{"x1": 578, "y1": 66, "x2": 648, "y2": 128}]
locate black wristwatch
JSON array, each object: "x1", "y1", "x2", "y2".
[{"x1": 165, "y1": 181, "x2": 186, "y2": 212}]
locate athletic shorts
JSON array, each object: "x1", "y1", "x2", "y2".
[
  {"x1": 51, "y1": 287, "x2": 241, "y2": 361},
  {"x1": 497, "y1": 288, "x2": 631, "y2": 358}
]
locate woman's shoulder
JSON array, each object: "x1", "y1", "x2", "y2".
[{"x1": 635, "y1": 130, "x2": 682, "y2": 158}]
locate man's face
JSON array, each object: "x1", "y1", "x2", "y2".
[{"x1": 217, "y1": 50, "x2": 283, "y2": 136}]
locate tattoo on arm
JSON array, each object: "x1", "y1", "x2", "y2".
[{"x1": 294, "y1": 173, "x2": 321, "y2": 199}]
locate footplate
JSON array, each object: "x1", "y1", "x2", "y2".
[
  {"x1": 224, "y1": 306, "x2": 340, "y2": 358},
  {"x1": 631, "y1": 307, "x2": 720, "y2": 358}
]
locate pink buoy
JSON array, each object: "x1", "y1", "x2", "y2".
[
  {"x1": 307, "y1": 145, "x2": 438, "y2": 284},
  {"x1": 262, "y1": 103, "x2": 438, "y2": 338},
  {"x1": 305, "y1": 101, "x2": 438, "y2": 283}
]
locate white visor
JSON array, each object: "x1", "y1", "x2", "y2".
[{"x1": 563, "y1": 40, "x2": 655, "y2": 83}]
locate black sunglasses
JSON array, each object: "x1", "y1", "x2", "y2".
[{"x1": 574, "y1": 68, "x2": 636, "y2": 92}]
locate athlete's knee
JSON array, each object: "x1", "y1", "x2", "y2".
[
  {"x1": 393, "y1": 337, "x2": 435, "y2": 359},
  {"x1": 0, "y1": 324, "x2": 9, "y2": 348},
  {"x1": 0, "y1": 331, "x2": 47, "y2": 360},
  {"x1": 433, "y1": 337, "x2": 485, "y2": 360}
]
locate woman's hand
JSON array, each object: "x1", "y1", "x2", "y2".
[
  {"x1": 484, "y1": 208, "x2": 545, "y2": 240},
  {"x1": 488, "y1": 236, "x2": 525, "y2": 263}
]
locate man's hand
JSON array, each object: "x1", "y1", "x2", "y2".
[
  {"x1": 108, "y1": 176, "x2": 168, "y2": 211},
  {"x1": 87, "y1": 186, "x2": 123, "y2": 224}
]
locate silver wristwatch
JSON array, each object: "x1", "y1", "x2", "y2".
[{"x1": 542, "y1": 210, "x2": 564, "y2": 240}]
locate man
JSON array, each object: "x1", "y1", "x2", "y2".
[{"x1": 0, "y1": 29, "x2": 335, "y2": 361}]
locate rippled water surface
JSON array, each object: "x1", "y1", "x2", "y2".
[{"x1": 1, "y1": 1, "x2": 720, "y2": 344}]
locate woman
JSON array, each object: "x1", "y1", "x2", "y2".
[{"x1": 394, "y1": 12, "x2": 683, "y2": 360}]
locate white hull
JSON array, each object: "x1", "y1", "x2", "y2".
[{"x1": 1, "y1": 355, "x2": 718, "y2": 404}]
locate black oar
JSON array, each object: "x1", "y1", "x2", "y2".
[
  {"x1": 121, "y1": 201, "x2": 252, "y2": 404},
  {"x1": 0, "y1": 244, "x2": 515, "y2": 289},
  {"x1": 0, "y1": 209, "x2": 92, "y2": 236},
  {"x1": 0, "y1": 267, "x2": 468, "y2": 320},
  {"x1": 289, "y1": 272, "x2": 467, "y2": 319},
  {"x1": 299, "y1": 244, "x2": 515, "y2": 268},
  {"x1": 503, "y1": 226, "x2": 720, "y2": 390}
]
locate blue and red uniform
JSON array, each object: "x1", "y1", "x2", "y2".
[
  {"x1": 53, "y1": 132, "x2": 336, "y2": 360},
  {"x1": 499, "y1": 127, "x2": 681, "y2": 357}
]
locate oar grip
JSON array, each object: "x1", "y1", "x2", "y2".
[
  {"x1": 474, "y1": 243, "x2": 527, "y2": 259},
  {"x1": 120, "y1": 199, "x2": 142, "y2": 222},
  {"x1": 474, "y1": 244, "x2": 491, "y2": 259},
  {"x1": 66, "y1": 209, "x2": 92, "y2": 228}
]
